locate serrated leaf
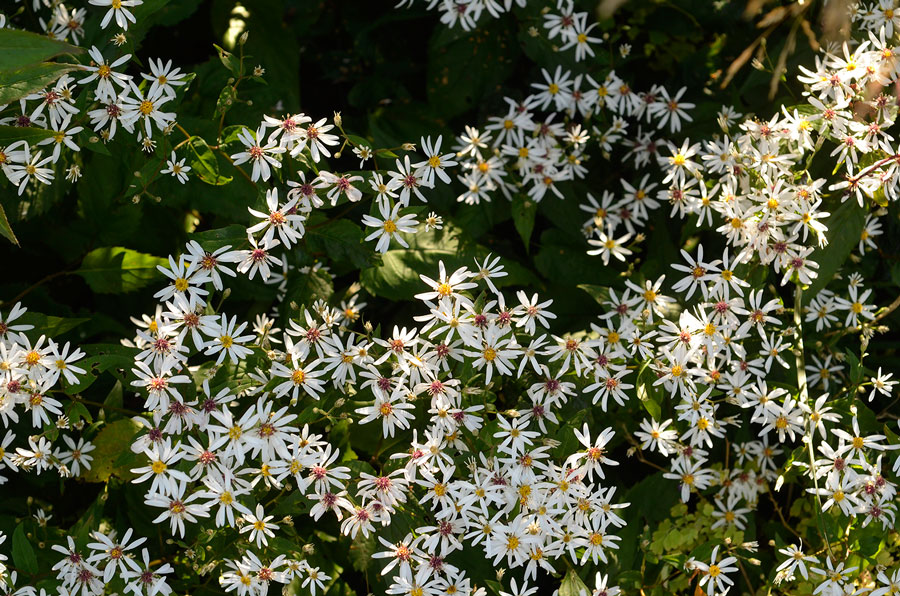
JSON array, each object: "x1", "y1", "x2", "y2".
[
  {"x1": 0, "y1": 203, "x2": 18, "y2": 246},
  {"x1": 0, "y1": 62, "x2": 79, "y2": 105},
  {"x1": 81, "y1": 418, "x2": 143, "y2": 483},
  {"x1": 360, "y1": 224, "x2": 537, "y2": 300},
  {"x1": 12, "y1": 525, "x2": 38, "y2": 575},
  {"x1": 559, "y1": 568, "x2": 590, "y2": 596},
  {"x1": 76, "y1": 246, "x2": 168, "y2": 294},
  {"x1": 348, "y1": 532, "x2": 376, "y2": 572},
  {"x1": 306, "y1": 219, "x2": 369, "y2": 268},
  {"x1": 0, "y1": 28, "x2": 83, "y2": 70},
  {"x1": 187, "y1": 136, "x2": 232, "y2": 185}
]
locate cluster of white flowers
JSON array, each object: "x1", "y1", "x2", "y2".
[
  {"x1": 0, "y1": 39, "x2": 186, "y2": 195},
  {"x1": 3, "y1": 1, "x2": 900, "y2": 596},
  {"x1": 0, "y1": 303, "x2": 94, "y2": 479}
]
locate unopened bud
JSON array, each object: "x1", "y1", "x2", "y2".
[{"x1": 239, "y1": 30, "x2": 249, "y2": 45}]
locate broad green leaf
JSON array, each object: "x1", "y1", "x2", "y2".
[
  {"x1": 559, "y1": 568, "x2": 590, "y2": 596},
  {"x1": 0, "y1": 28, "x2": 83, "y2": 70},
  {"x1": 187, "y1": 136, "x2": 232, "y2": 185},
  {"x1": 81, "y1": 418, "x2": 143, "y2": 483},
  {"x1": 0, "y1": 203, "x2": 18, "y2": 246},
  {"x1": 360, "y1": 224, "x2": 537, "y2": 300},
  {"x1": 63, "y1": 344, "x2": 141, "y2": 395},
  {"x1": 578, "y1": 284, "x2": 611, "y2": 305},
  {"x1": 190, "y1": 224, "x2": 248, "y2": 251},
  {"x1": 511, "y1": 194, "x2": 537, "y2": 250},
  {"x1": 11, "y1": 525, "x2": 38, "y2": 575},
  {"x1": 0, "y1": 62, "x2": 79, "y2": 105},
  {"x1": 348, "y1": 532, "x2": 376, "y2": 572},
  {"x1": 0, "y1": 124, "x2": 59, "y2": 145},
  {"x1": 803, "y1": 199, "x2": 866, "y2": 302},
  {"x1": 17, "y1": 311, "x2": 90, "y2": 336},
  {"x1": 76, "y1": 246, "x2": 168, "y2": 294},
  {"x1": 285, "y1": 266, "x2": 334, "y2": 307},
  {"x1": 306, "y1": 219, "x2": 369, "y2": 269}
]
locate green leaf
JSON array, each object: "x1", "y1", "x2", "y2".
[
  {"x1": 213, "y1": 44, "x2": 243, "y2": 77},
  {"x1": 76, "y1": 247, "x2": 168, "y2": 294},
  {"x1": 11, "y1": 525, "x2": 38, "y2": 575},
  {"x1": 803, "y1": 199, "x2": 867, "y2": 302},
  {"x1": 187, "y1": 136, "x2": 233, "y2": 185},
  {"x1": 0, "y1": 125, "x2": 59, "y2": 145},
  {"x1": 81, "y1": 418, "x2": 143, "y2": 483},
  {"x1": 559, "y1": 568, "x2": 590, "y2": 596},
  {"x1": 0, "y1": 28, "x2": 83, "y2": 70},
  {"x1": 285, "y1": 266, "x2": 334, "y2": 307},
  {"x1": 0, "y1": 203, "x2": 18, "y2": 246},
  {"x1": 360, "y1": 223, "x2": 537, "y2": 300},
  {"x1": 577, "y1": 284, "x2": 610, "y2": 305},
  {"x1": 190, "y1": 224, "x2": 248, "y2": 251},
  {"x1": 511, "y1": 194, "x2": 537, "y2": 250},
  {"x1": 0, "y1": 62, "x2": 79, "y2": 105},
  {"x1": 17, "y1": 311, "x2": 90, "y2": 336},
  {"x1": 306, "y1": 219, "x2": 369, "y2": 269},
  {"x1": 637, "y1": 358, "x2": 663, "y2": 421},
  {"x1": 348, "y1": 532, "x2": 376, "y2": 572}
]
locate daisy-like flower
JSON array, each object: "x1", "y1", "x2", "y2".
[
  {"x1": 869, "y1": 367, "x2": 897, "y2": 401},
  {"x1": 587, "y1": 229, "x2": 633, "y2": 265},
  {"x1": 690, "y1": 545, "x2": 738, "y2": 596},
  {"x1": 121, "y1": 548, "x2": 175, "y2": 596},
  {"x1": 154, "y1": 255, "x2": 211, "y2": 308},
  {"x1": 390, "y1": 155, "x2": 434, "y2": 206},
  {"x1": 809, "y1": 558, "x2": 857, "y2": 596},
  {"x1": 465, "y1": 325, "x2": 518, "y2": 385},
  {"x1": 247, "y1": 188, "x2": 304, "y2": 248},
  {"x1": 130, "y1": 440, "x2": 191, "y2": 496},
  {"x1": 292, "y1": 117, "x2": 340, "y2": 162},
  {"x1": 239, "y1": 504, "x2": 279, "y2": 548},
  {"x1": 356, "y1": 389, "x2": 417, "y2": 438},
  {"x1": 567, "y1": 423, "x2": 618, "y2": 480},
  {"x1": 300, "y1": 565, "x2": 331, "y2": 596},
  {"x1": 87, "y1": 528, "x2": 147, "y2": 582},
  {"x1": 142, "y1": 58, "x2": 188, "y2": 99},
  {"x1": 413, "y1": 135, "x2": 457, "y2": 185},
  {"x1": 120, "y1": 82, "x2": 175, "y2": 138},
  {"x1": 231, "y1": 126, "x2": 285, "y2": 182},
  {"x1": 634, "y1": 418, "x2": 679, "y2": 455},
  {"x1": 80, "y1": 46, "x2": 132, "y2": 101},
  {"x1": 362, "y1": 202, "x2": 419, "y2": 254},
  {"x1": 415, "y1": 260, "x2": 477, "y2": 303},
  {"x1": 472, "y1": 253, "x2": 508, "y2": 294},
  {"x1": 89, "y1": 0, "x2": 143, "y2": 30},
  {"x1": 144, "y1": 480, "x2": 210, "y2": 538},
  {"x1": 776, "y1": 543, "x2": 818, "y2": 581},
  {"x1": 57, "y1": 435, "x2": 96, "y2": 476},
  {"x1": 161, "y1": 151, "x2": 190, "y2": 184},
  {"x1": 232, "y1": 236, "x2": 283, "y2": 281},
  {"x1": 7, "y1": 145, "x2": 55, "y2": 195},
  {"x1": 205, "y1": 314, "x2": 255, "y2": 364},
  {"x1": 45, "y1": 341, "x2": 87, "y2": 385}
]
